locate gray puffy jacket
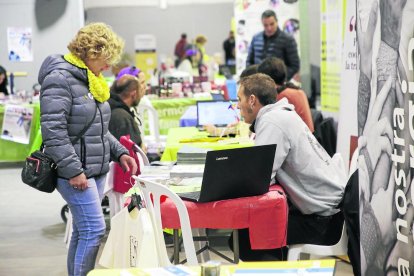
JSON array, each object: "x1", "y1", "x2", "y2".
[{"x1": 38, "y1": 55, "x2": 128, "y2": 179}]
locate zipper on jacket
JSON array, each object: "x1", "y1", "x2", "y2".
[
  {"x1": 97, "y1": 104, "x2": 105, "y2": 175},
  {"x1": 81, "y1": 137, "x2": 86, "y2": 169}
]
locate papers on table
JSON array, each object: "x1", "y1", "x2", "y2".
[
  {"x1": 169, "y1": 164, "x2": 205, "y2": 178},
  {"x1": 177, "y1": 145, "x2": 210, "y2": 164},
  {"x1": 138, "y1": 165, "x2": 202, "y2": 194}
]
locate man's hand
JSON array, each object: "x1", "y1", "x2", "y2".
[
  {"x1": 119, "y1": 154, "x2": 138, "y2": 175},
  {"x1": 69, "y1": 173, "x2": 88, "y2": 191}
]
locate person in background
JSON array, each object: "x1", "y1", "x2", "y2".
[
  {"x1": 111, "y1": 53, "x2": 133, "y2": 78},
  {"x1": 109, "y1": 74, "x2": 144, "y2": 148},
  {"x1": 177, "y1": 48, "x2": 198, "y2": 76},
  {"x1": 257, "y1": 57, "x2": 314, "y2": 132},
  {"x1": 0, "y1": 65, "x2": 9, "y2": 95},
  {"x1": 114, "y1": 66, "x2": 149, "y2": 152},
  {"x1": 232, "y1": 73, "x2": 345, "y2": 261},
  {"x1": 203, "y1": 65, "x2": 259, "y2": 137},
  {"x1": 246, "y1": 10, "x2": 300, "y2": 80},
  {"x1": 195, "y1": 35, "x2": 208, "y2": 77},
  {"x1": 38, "y1": 23, "x2": 137, "y2": 276},
  {"x1": 116, "y1": 66, "x2": 147, "y2": 95},
  {"x1": 174, "y1": 33, "x2": 188, "y2": 67},
  {"x1": 223, "y1": 31, "x2": 236, "y2": 65}
]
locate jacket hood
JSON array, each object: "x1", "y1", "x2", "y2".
[
  {"x1": 38, "y1": 54, "x2": 87, "y2": 85},
  {"x1": 258, "y1": 98, "x2": 294, "y2": 117},
  {"x1": 108, "y1": 92, "x2": 134, "y2": 115}
]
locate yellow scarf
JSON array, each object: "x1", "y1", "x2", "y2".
[{"x1": 63, "y1": 53, "x2": 109, "y2": 102}]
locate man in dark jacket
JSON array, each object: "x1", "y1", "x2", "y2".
[
  {"x1": 223, "y1": 31, "x2": 235, "y2": 65},
  {"x1": 246, "y1": 10, "x2": 300, "y2": 80},
  {"x1": 108, "y1": 75, "x2": 144, "y2": 147}
]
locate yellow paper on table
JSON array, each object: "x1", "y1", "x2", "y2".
[{"x1": 179, "y1": 137, "x2": 225, "y2": 143}]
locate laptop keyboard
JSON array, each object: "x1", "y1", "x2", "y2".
[{"x1": 178, "y1": 191, "x2": 201, "y2": 202}]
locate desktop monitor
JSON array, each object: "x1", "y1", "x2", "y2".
[
  {"x1": 225, "y1": 79, "x2": 238, "y2": 101},
  {"x1": 196, "y1": 100, "x2": 240, "y2": 127}
]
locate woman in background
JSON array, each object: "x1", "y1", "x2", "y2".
[{"x1": 0, "y1": 65, "x2": 9, "y2": 95}]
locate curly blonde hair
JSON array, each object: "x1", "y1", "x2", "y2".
[
  {"x1": 67, "y1": 22, "x2": 124, "y2": 65},
  {"x1": 195, "y1": 35, "x2": 207, "y2": 45}
]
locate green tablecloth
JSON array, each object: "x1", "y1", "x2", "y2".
[
  {"x1": 148, "y1": 97, "x2": 211, "y2": 135},
  {"x1": 161, "y1": 127, "x2": 253, "y2": 161},
  {"x1": 0, "y1": 103, "x2": 42, "y2": 162}
]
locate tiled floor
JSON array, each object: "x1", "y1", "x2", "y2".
[{"x1": 0, "y1": 167, "x2": 354, "y2": 275}]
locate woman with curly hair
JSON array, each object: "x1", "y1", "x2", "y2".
[{"x1": 38, "y1": 23, "x2": 137, "y2": 276}]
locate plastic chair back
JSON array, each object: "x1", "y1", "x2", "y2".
[
  {"x1": 136, "y1": 104, "x2": 161, "y2": 143},
  {"x1": 287, "y1": 222, "x2": 348, "y2": 260},
  {"x1": 133, "y1": 176, "x2": 198, "y2": 266}
]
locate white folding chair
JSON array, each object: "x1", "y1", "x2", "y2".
[
  {"x1": 287, "y1": 222, "x2": 348, "y2": 261},
  {"x1": 136, "y1": 103, "x2": 161, "y2": 144},
  {"x1": 133, "y1": 143, "x2": 150, "y2": 166},
  {"x1": 133, "y1": 176, "x2": 198, "y2": 266}
]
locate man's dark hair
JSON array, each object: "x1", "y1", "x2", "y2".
[
  {"x1": 261, "y1": 9, "x2": 277, "y2": 21},
  {"x1": 258, "y1": 57, "x2": 300, "y2": 92},
  {"x1": 181, "y1": 33, "x2": 187, "y2": 39},
  {"x1": 239, "y1": 73, "x2": 277, "y2": 106},
  {"x1": 240, "y1": 64, "x2": 258, "y2": 79},
  {"x1": 257, "y1": 57, "x2": 287, "y2": 85},
  {"x1": 110, "y1": 75, "x2": 139, "y2": 98}
]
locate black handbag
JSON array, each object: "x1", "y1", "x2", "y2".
[
  {"x1": 21, "y1": 103, "x2": 97, "y2": 193},
  {"x1": 21, "y1": 149, "x2": 57, "y2": 193}
]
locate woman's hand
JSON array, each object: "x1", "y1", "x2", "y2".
[
  {"x1": 119, "y1": 154, "x2": 138, "y2": 175},
  {"x1": 69, "y1": 173, "x2": 88, "y2": 191}
]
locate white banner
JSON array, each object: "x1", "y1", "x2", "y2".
[
  {"x1": 234, "y1": 0, "x2": 299, "y2": 75},
  {"x1": 337, "y1": 0, "x2": 357, "y2": 171},
  {"x1": 1, "y1": 104, "x2": 33, "y2": 144},
  {"x1": 357, "y1": 0, "x2": 414, "y2": 274},
  {"x1": 7, "y1": 27, "x2": 33, "y2": 62}
]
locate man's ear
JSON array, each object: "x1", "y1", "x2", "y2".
[{"x1": 249, "y1": 94, "x2": 256, "y2": 105}]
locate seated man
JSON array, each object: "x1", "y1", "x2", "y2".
[
  {"x1": 257, "y1": 57, "x2": 314, "y2": 132},
  {"x1": 234, "y1": 73, "x2": 345, "y2": 260},
  {"x1": 108, "y1": 74, "x2": 145, "y2": 148}
]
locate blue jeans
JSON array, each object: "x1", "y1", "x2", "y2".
[{"x1": 57, "y1": 175, "x2": 106, "y2": 276}]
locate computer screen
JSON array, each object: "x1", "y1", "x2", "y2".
[
  {"x1": 197, "y1": 100, "x2": 240, "y2": 127},
  {"x1": 225, "y1": 79, "x2": 238, "y2": 101}
]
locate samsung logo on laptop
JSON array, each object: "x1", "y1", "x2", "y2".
[{"x1": 216, "y1": 156, "x2": 228, "y2": 161}]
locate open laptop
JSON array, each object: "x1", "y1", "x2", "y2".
[
  {"x1": 197, "y1": 100, "x2": 240, "y2": 127},
  {"x1": 177, "y1": 144, "x2": 276, "y2": 203}
]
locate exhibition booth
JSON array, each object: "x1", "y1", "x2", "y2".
[{"x1": 1, "y1": 0, "x2": 412, "y2": 275}]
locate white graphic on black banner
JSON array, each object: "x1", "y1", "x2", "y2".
[{"x1": 357, "y1": 0, "x2": 414, "y2": 275}]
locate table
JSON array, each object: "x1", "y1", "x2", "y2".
[
  {"x1": 161, "y1": 185, "x2": 287, "y2": 250},
  {"x1": 179, "y1": 105, "x2": 197, "y2": 127},
  {"x1": 0, "y1": 103, "x2": 42, "y2": 162},
  {"x1": 161, "y1": 127, "x2": 253, "y2": 161},
  {"x1": 88, "y1": 259, "x2": 336, "y2": 275}
]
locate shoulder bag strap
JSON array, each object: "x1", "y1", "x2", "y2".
[{"x1": 40, "y1": 101, "x2": 98, "y2": 151}]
